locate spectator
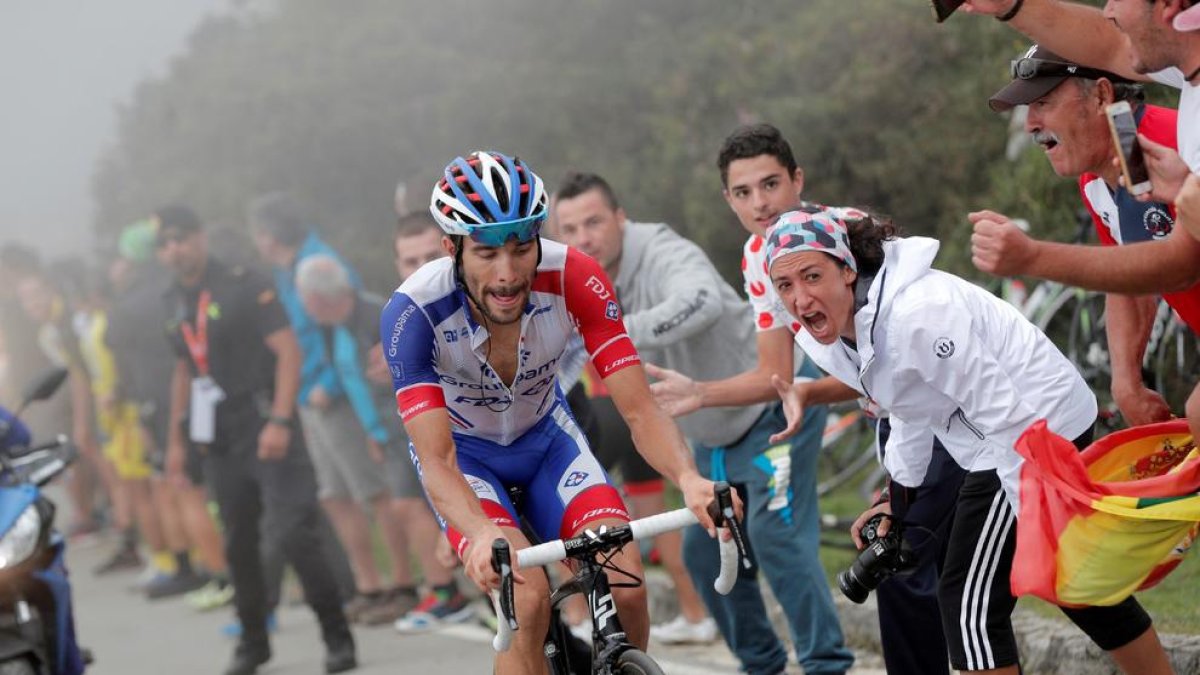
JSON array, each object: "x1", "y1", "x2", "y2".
[
  {"x1": 979, "y1": 46, "x2": 1197, "y2": 426},
  {"x1": 108, "y1": 218, "x2": 229, "y2": 603},
  {"x1": 16, "y1": 270, "x2": 106, "y2": 538},
  {"x1": 295, "y1": 254, "x2": 464, "y2": 629},
  {"x1": 649, "y1": 123, "x2": 963, "y2": 675},
  {"x1": 767, "y1": 206, "x2": 1171, "y2": 675},
  {"x1": 393, "y1": 213, "x2": 447, "y2": 282},
  {"x1": 157, "y1": 205, "x2": 355, "y2": 675},
  {"x1": 554, "y1": 171, "x2": 852, "y2": 674}
]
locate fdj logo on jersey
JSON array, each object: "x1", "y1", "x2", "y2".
[
  {"x1": 563, "y1": 471, "x2": 590, "y2": 488},
  {"x1": 585, "y1": 275, "x2": 612, "y2": 300}
]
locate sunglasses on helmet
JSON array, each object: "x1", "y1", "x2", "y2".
[{"x1": 462, "y1": 213, "x2": 544, "y2": 247}]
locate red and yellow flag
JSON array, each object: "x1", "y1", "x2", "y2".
[{"x1": 1012, "y1": 419, "x2": 1200, "y2": 607}]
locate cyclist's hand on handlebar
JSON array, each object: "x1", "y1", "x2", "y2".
[
  {"x1": 645, "y1": 363, "x2": 703, "y2": 417},
  {"x1": 681, "y1": 473, "x2": 742, "y2": 539},
  {"x1": 464, "y1": 528, "x2": 526, "y2": 592},
  {"x1": 768, "y1": 374, "x2": 807, "y2": 444},
  {"x1": 850, "y1": 502, "x2": 893, "y2": 550},
  {"x1": 969, "y1": 210, "x2": 1037, "y2": 278}
]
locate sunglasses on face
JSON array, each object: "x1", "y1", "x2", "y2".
[
  {"x1": 1010, "y1": 57, "x2": 1112, "y2": 81},
  {"x1": 463, "y1": 214, "x2": 544, "y2": 247}
]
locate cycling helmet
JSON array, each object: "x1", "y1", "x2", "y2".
[{"x1": 429, "y1": 151, "x2": 548, "y2": 238}]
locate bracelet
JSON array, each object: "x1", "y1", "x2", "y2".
[
  {"x1": 267, "y1": 414, "x2": 294, "y2": 429},
  {"x1": 998, "y1": 0, "x2": 1025, "y2": 22}
]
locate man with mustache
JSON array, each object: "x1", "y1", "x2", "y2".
[
  {"x1": 380, "y1": 151, "x2": 725, "y2": 674},
  {"x1": 975, "y1": 46, "x2": 1195, "y2": 426}
]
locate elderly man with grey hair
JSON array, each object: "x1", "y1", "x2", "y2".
[{"x1": 295, "y1": 255, "x2": 462, "y2": 630}]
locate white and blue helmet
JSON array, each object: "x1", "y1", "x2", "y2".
[{"x1": 429, "y1": 151, "x2": 549, "y2": 237}]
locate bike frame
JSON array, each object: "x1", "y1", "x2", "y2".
[{"x1": 545, "y1": 555, "x2": 633, "y2": 674}]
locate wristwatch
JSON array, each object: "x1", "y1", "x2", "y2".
[{"x1": 267, "y1": 414, "x2": 294, "y2": 429}]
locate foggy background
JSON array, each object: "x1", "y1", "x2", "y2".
[{"x1": 0, "y1": 1, "x2": 225, "y2": 253}]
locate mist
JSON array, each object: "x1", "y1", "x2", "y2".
[{"x1": 0, "y1": 1, "x2": 224, "y2": 258}]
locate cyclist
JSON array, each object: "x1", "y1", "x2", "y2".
[
  {"x1": 380, "y1": 151, "x2": 723, "y2": 674},
  {"x1": 975, "y1": 45, "x2": 1196, "y2": 426},
  {"x1": 766, "y1": 207, "x2": 1172, "y2": 675}
]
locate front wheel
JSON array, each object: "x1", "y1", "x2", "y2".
[
  {"x1": 615, "y1": 649, "x2": 665, "y2": 675},
  {"x1": 0, "y1": 657, "x2": 37, "y2": 675}
]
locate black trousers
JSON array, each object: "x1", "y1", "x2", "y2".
[
  {"x1": 877, "y1": 419, "x2": 967, "y2": 675},
  {"x1": 204, "y1": 404, "x2": 348, "y2": 650}
]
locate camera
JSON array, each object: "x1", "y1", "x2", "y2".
[{"x1": 837, "y1": 513, "x2": 914, "y2": 604}]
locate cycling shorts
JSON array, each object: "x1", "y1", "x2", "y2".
[{"x1": 411, "y1": 400, "x2": 629, "y2": 558}]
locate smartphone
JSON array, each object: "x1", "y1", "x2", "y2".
[
  {"x1": 1105, "y1": 101, "x2": 1153, "y2": 196},
  {"x1": 931, "y1": 0, "x2": 966, "y2": 23}
]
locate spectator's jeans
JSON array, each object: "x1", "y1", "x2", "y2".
[
  {"x1": 204, "y1": 403, "x2": 348, "y2": 650},
  {"x1": 684, "y1": 401, "x2": 853, "y2": 675}
]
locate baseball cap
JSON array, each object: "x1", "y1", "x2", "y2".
[
  {"x1": 989, "y1": 45, "x2": 1132, "y2": 112},
  {"x1": 151, "y1": 204, "x2": 203, "y2": 241}
]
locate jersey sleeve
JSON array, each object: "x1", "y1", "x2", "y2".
[
  {"x1": 742, "y1": 235, "x2": 800, "y2": 334},
  {"x1": 561, "y1": 248, "x2": 641, "y2": 379},
  {"x1": 380, "y1": 291, "x2": 446, "y2": 421}
]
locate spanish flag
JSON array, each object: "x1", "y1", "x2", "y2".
[{"x1": 1011, "y1": 419, "x2": 1200, "y2": 607}]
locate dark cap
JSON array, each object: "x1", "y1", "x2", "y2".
[
  {"x1": 151, "y1": 205, "x2": 202, "y2": 235},
  {"x1": 989, "y1": 45, "x2": 1131, "y2": 113}
]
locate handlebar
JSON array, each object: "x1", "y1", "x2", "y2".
[{"x1": 490, "y1": 481, "x2": 747, "y2": 652}]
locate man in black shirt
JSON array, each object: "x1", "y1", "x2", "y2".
[{"x1": 157, "y1": 205, "x2": 355, "y2": 675}]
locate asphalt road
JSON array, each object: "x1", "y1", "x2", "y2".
[{"x1": 67, "y1": 534, "x2": 884, "y2": 674}]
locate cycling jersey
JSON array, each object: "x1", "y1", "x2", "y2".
[
  {"x1": 381, "y1": 238, "x2": 640, "y2": 446},
  {"x1": 1078, "y1": 103, "x2": 1200, "y2": 334}
]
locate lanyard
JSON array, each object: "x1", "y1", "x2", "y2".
[{"x1": 180, "y1": 290, "x2": 212, "y2": 377}]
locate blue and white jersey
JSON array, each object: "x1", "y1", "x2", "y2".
[{"x1": 380, "y1": 238, "x2": 641, "y2": 446}]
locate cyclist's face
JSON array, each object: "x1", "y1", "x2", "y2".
[
  {"x1": 1024, "y1": 79, "x2": 1112, "y2": 179},
  {"x1": 553, "y1": 189, "x2": 626, "y2": 273},
  {"x1": 724, "y1": 156, "x2": 804, "y2": 238},
  {"x1": 454, "y1": 235, "x2": 538, "y2": 326},
  {"x1": 395, "y1": 228, "x2": 447, "y2": 282},
  {"x1": 769, "y1": 251, "x2": 857, "y2": 345}
]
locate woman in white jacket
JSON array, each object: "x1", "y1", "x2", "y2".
[{"x1": 764, "y1": 208, "x2": 1171, "y2": 675}]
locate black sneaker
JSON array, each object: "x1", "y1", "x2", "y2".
[
  {"x1": 93, "y1": 547, "x2": 143, "y2": 576},
  {"x1": 223, "y1": 644, "x2": 270, "y2": 675},
  {"x1": 144, "y1": 569, "x2": 209, "y2": 600}
]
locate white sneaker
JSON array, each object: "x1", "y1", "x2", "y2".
[{"x1": 649, "y1": 615, "x2": 719, "y2": 645}]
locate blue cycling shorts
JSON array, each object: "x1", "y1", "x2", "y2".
[{"x1": 411, "y1": 401, "x2": 629, "y2": 558}]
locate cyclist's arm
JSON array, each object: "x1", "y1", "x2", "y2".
[
  {"x1": 1021, "y1": 228, "x2": 1200, "y2": 294},
  {"x1": 404, "y1": 409, "x2": 499, "y2": 544},
  {"x1": 604, "y1": 364, "x2": 704, "y2": 487},
  {"x1": 966, "y1": 0, "x2": 1145, "y2": 81}
]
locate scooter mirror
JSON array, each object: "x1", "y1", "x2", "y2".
[{"x1": 21, "y1": 368, "x2": 69, "y2": 407}]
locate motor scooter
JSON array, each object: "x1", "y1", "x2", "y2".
[{"x1": 0, "y1": 368, "x2": 87, "y2": 675}]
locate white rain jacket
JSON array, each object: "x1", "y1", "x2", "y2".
[{"x1": 794, "y1": 237, "x2": 1096, "y2": 510}]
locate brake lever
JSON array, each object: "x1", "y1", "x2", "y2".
[
  {"x1": 713, "y1": 481, "x2": 752, "y2": 570},
  {"x1": 492, "y1": 538, "x2": 518, "y2": 631}
]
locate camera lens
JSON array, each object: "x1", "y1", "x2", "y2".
[{"x1": 837, "y1": 567, "x2": 871, "y2": 604}]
